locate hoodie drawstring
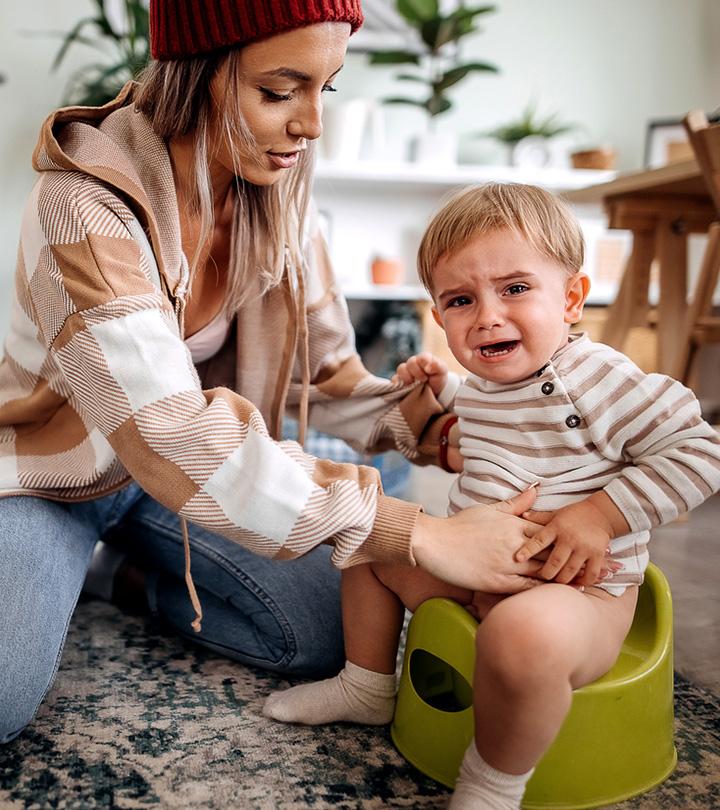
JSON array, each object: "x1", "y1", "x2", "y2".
[
  {"x1": 295, "y1": 261, "x2": 311, "y2": 448},
  {"x1": 181, "y1": 516, "x2": 203, "y2": 633},
  {"x1": 180, "y1": 255, "x2": 309, "y2": 636}
]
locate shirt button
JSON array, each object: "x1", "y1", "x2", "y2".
[
  {"x1": 541, "y1": 382, "x2": 554, "y2": 395},
  {"x1": 565, "y1": 414, "x2": 581, "y2": 428}
]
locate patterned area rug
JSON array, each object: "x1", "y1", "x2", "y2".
[{"x1": 1, "y1": 600, "x2": 718, "y2": 809}]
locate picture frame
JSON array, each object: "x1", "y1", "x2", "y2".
[{"x1": 644, "y1": 113, "x2": 720, "y2": 168}]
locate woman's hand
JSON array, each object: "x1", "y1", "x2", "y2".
[
  {"x1": 411, "y1": 487, "x2": 544, "y2": 593},
  {"x1": 514, "y1": 492, "x2": 629, "y2": 586}
]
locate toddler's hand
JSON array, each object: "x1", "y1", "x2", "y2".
[
  {"x1": 514, "y1": 499, "x2": 617, "y2": 587},
  {"x1": 392, "y1": 352, "x2": 448, "y2": 397}
]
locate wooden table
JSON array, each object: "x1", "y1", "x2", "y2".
[{"x1": 567, "y1": 159, "x2": 715, "y2": 375}]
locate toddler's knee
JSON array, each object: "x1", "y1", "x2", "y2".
[{"x1": 475, "y1": 603, "x2": 571, "y2": 692}]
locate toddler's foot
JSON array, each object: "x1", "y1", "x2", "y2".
[
  {"x1": 262, "y1": 661, "x2": 396, "y2": 725},
  {"x1": 448, "y1": 742, "x2": 533, "y2": 810}
]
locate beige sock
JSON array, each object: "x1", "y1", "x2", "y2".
[
  {"x1": 262, "y1": 661, "x2": 396, "y2": 726},
  {"x1": 448, "y1": 742, "x2": 534, "y2": 810}
]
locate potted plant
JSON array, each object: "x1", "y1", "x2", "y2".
[
  {"x1": 484, "y1": 99, "x2": 577, "y2": 167},
  {"x1": 367, "y1": 0, "x2": 498, "y2": 165},
  {"x1": 45, "y1": 0, "x2": 149, "y2": 106}
]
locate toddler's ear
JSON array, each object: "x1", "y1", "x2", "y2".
[
  {"x1": 564, "y1": 273, "x2": 590, "y2": 324},
  {"x1": 431, "y1": 306, "x2": 445, "y2": 331}
]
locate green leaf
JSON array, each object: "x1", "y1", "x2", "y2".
[
  {"x1": 436, "y1": 61, "x2": 498, "y2": 90},
  {"x1": 368, "y1": 50, "x2": 421, "y2": 65},
  {"x1": 396, "y1": 73, "x2": 429, "y2": 84},
  {"x1": 483, "y1": 101, "x2": 577, "y2": 143},
  {"x1": 430, "y1": 18, "x2": 460, "y2": 50},
  {"x1": 397, "y1": 0, "x2": 439, "y2": 24},
  {"x1": 44, "y1": 0, "x2": 149, "y2": 99},
  {"x1": 50, "y1": 16, "x2": 100, "y2": 71},
  {"x1": 444, "y1": 5, "x2": 496, "y2": 42},
  {"x1": 427, "y1": 95, "x2": 452, "y2": 116},
  {"x1": 419, "y1": 18, "x2": 442, "y2": 50},
  {"x1": 382, "y1": 97, "x2": 429, "y2": 109},
  {"x1": 450, "y1": 5, "x2": 496, "y2": 21}
]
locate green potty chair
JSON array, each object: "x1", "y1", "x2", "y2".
[{"x1": 391, "y1": 563, "x2": 676, "y2": 809}]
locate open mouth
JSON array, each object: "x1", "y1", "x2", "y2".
[
  {"x1": 267, "y1": 151, "x2": 302, "y2": 169},
  {"x1": 478, "y1": 340, "x2": 519, "y2": 358}
]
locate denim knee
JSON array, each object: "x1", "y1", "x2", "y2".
[{"x1": 0, "y1": 680, "x2": 48, "y2": 744}]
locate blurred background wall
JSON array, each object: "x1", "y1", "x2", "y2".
[{"x1": 1, "y1": 0, "x2": 718, "y2": 340}]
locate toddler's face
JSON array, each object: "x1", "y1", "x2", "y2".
[{"x1": 431, "y1": 228, "x2": 588, "y2": 384}]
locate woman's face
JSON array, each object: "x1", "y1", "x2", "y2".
[{"x1": 210, "y1": 22, "x2": 350, "y2": 185}]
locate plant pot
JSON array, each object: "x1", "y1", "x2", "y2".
[
  {"x1": 570, "y1": 147, "x2": 616, "y2": 170},
  {"x1": 409, "y1": 131, "x2": 457, "y2": 166},
  {"x1": 371, "y1": 257, "x2": 404, "y2": 285},
  {"x1": 510, "y1": 135, "x2": 551, "y2": 168}
]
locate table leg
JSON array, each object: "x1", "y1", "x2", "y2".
[
  {"x1": 601, "y1": 231, "x2": 655, "y2": 351},
  {"x1": 656, "y1": 223, "x2": 688, "y2": 375},
  {"x1": 670, "y1": 223, "x2": 720, "y2": 382}
]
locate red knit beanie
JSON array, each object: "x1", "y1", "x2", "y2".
[{"x1": 150, "y1": 0, "x2": 364, "y2": 61}]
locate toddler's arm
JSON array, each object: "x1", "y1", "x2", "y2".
[{"x1": 393, "y1": 353, "x2": 466, "y2": 472}]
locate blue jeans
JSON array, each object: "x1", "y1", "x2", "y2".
[{"x1": 0, "y1": 483, "x2": 343, "y2": 744}]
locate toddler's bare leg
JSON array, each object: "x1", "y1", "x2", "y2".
[
  {"x1": 263, "y1": 563, "x2": 473, "y2": 725},
  {"x1": 449, "y1": 584, "x2": 637, "y2": 810}
]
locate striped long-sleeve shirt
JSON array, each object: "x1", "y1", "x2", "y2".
[{"x1": 443, "y1": 334, "x2": 720, "y2": 594}]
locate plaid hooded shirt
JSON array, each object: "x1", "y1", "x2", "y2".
[{"x1": 0, "y1": 84, "x2": 449, "y2": 570}]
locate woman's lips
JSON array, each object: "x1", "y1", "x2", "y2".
[{"x1": 267, "y1": 151, "x2": 301, "y2": 169}]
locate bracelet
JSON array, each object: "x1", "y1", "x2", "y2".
[{"x1": 438, "y1": 415, "x2": 459, "y2": 473}]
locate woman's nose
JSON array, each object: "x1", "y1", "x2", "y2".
[{"x1": 288, "y1": 99, "x2": 323, "y2": 141}]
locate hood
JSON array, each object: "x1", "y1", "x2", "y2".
[{"x1": 32, "y1": 82, "x2": 184, "y2": 296}]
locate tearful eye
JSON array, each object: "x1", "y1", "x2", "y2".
[
  {"x1": 506, "y1": 284, "x2": 529, "y2": 295},
  {"x1": 447, "y1": 295, "x2": 472, "y2": 308}
]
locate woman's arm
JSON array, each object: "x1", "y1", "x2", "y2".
[{"x1": 24, "y1": 175, "x2": 539, "y2": 593}]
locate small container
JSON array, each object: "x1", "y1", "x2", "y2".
[
  {"x1": 570, "y1": 147, "x2": 616, "y2": 170},
  {"x1": 371, "y1": 256, "x2": 404, "y2": 285}
]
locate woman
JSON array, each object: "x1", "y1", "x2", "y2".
[{"x1": 0, "y1": 0, "x2": 543, "y2": 744}]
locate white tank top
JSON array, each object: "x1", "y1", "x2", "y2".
[{"x1": 184, "y1": 308, "x2": 231, "y2": 364}]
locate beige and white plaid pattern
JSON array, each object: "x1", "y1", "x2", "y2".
[{"x1": 0, "y1": 89, "x2": 444, "y2": 566}]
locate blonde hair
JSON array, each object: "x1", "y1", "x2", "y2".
[
  {"x1": 134, "y1": 50, "x2": 314, "y2": 315},
  {"x1": 417, "y1": 183, "x2": 585, "y2": 294}
]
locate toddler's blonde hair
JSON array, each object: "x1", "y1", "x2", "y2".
[{"x1": 417, "y1": 183, "x2": 585, "y2": 294}]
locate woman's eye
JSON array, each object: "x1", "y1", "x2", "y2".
[
  {"x1": 322, "y1": 84, "x2": 338, "y2": 93},
  {"x1": 505, "y1": 283, "x2": 529, "y2": 295},
  {"x1": 260, "y1": 87, "x2": 293, "y2": 102}
]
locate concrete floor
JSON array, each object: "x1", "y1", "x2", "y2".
[{"x1": 407, "y1": 466, "x2": 720, "y2": 693}]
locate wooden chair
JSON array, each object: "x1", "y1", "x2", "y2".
[{"x1": 672, "y1": 112, "x2": 720, "y2": 383}]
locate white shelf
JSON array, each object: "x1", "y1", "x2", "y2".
[
  {"x1": 315, "y1": 160, "x2": 617, "y2": 193},
  {"x1": 342, "y1": 283, "x2": 430, "y2": 301}
]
